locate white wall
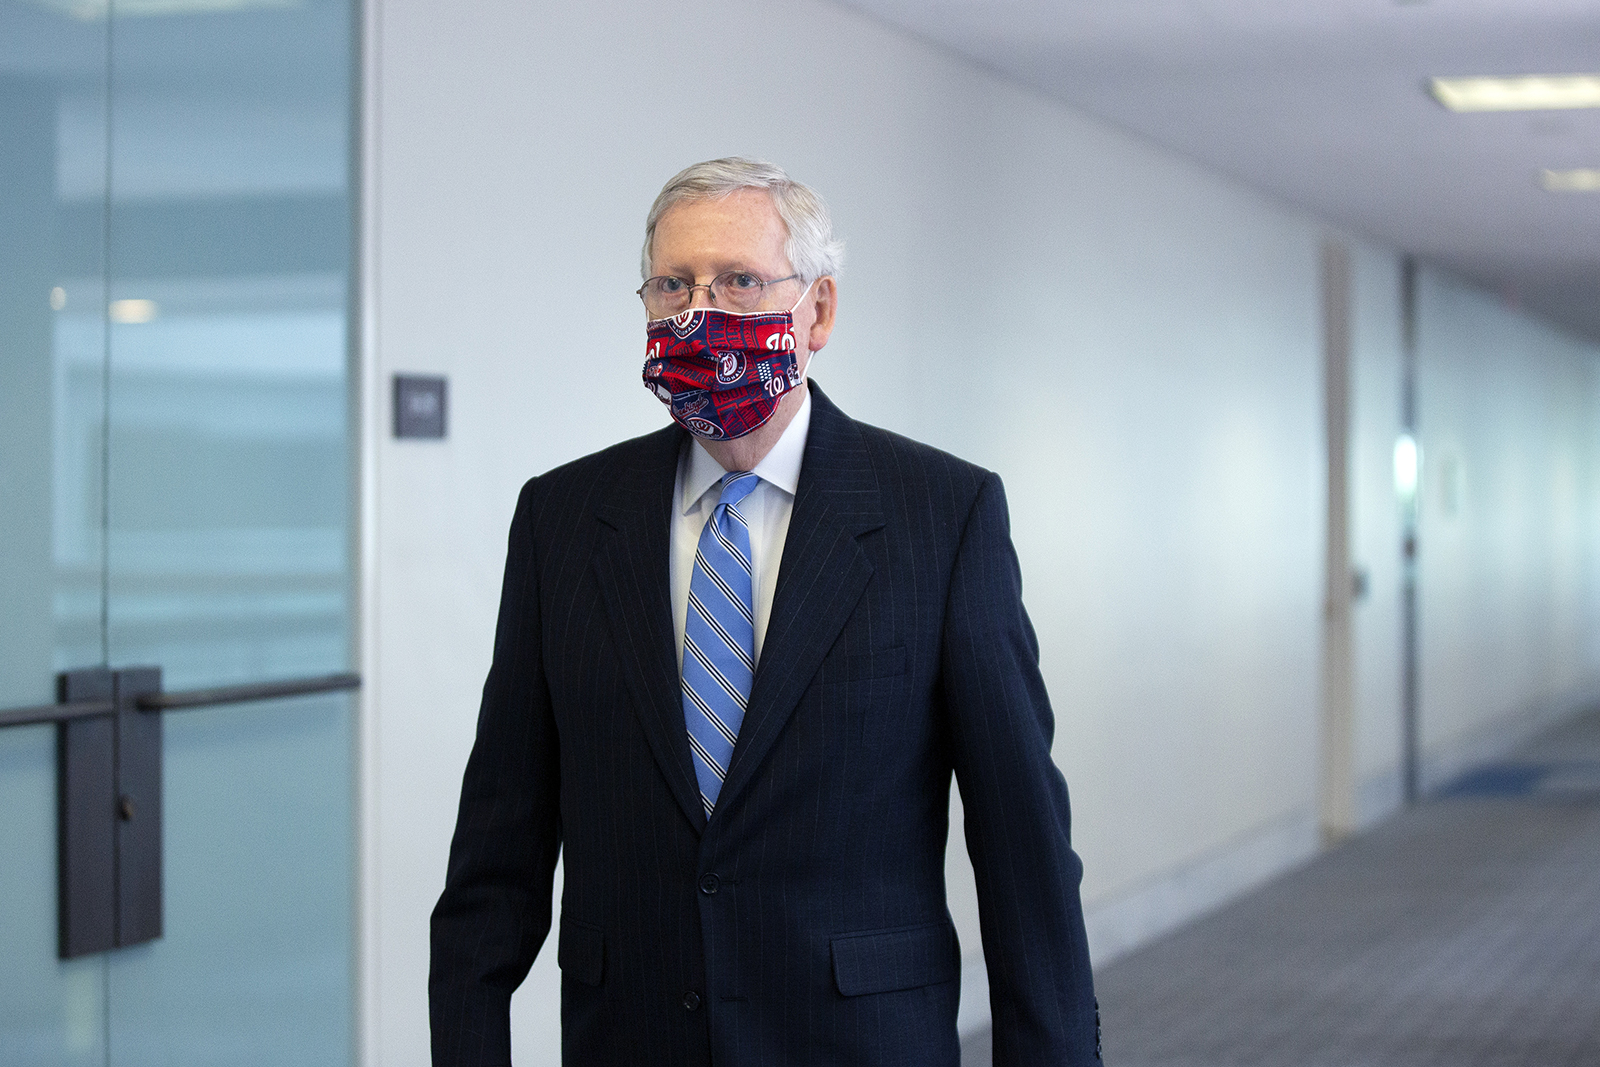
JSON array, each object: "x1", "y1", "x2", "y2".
[
  {"x1": 357, "y1": 0, "x2": 1600, "y2": 1063},
  {"x1": 1413, "y1": 270, "x2": 1600, "y2": 787}
]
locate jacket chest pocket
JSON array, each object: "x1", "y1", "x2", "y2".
[{"x1": 817, "y1": 645, "x2": 907, "y2": 751}]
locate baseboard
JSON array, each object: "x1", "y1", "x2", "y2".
[
  {"x1": 1352, "y1": 683, "x2": 1600, "y2": 826},
  {"x1": 959, "y1": 1022, "x2": 993, "y2": 1067},
  {"x1": 1081, "y1": 806, "x2": 1321, "y2": 969},
  {"x1": 1418, "y1": 683, "x2": 1600, "y2": 794},
  {"x1": 956, "y1": 954, "x2": 990, "y2": 1040},
  {"x1": 954, "y1": 683, "x2": 1600, "y2": 1030},
  {"x1": 1356, "y1": 764, "x2": 1404, "y2": 828}
]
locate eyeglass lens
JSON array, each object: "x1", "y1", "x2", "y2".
[{"x1": 641, "y1": 272, "x2": 773, "y2": 316}]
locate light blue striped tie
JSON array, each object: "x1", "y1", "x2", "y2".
[{"x1": 683, "y1": 471, "x2": 760, "y2": 817}]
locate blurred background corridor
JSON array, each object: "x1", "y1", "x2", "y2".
[
  {"x1": 1088, "y1": 708, "x2": 1600, "y2": 1067},
  {"x1": 3, "y1": 1, "x2": 1598, "y2": 1064}
]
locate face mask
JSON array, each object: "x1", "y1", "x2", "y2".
[{"x1": 641, "y1": 284, "x2": 812, "y2": 441}]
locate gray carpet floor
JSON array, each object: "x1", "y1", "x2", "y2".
[{"x1": 1084, "y1": 709, "x2": 1600, "y2": 1067}]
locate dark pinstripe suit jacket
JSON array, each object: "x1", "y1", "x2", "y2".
[{"x1": 430, "y1": 383, "x2": 1098, "y2": 1066}]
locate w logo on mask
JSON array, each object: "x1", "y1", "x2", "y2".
[
  {"x1": 764, "y1": 330, "x2": 796, "y2": 352},
  {"x1": 668, "y1": 309, "x2": 704, "y2": 338}
]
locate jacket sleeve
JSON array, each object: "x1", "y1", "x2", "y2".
[
  {"x1": 430, "y1": 478, "x2": 563, "y2": 1067},
  {"x1": 942, "y1": 471, "x2": 1100, "y2": 1065}
]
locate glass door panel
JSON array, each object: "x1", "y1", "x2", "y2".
[
  {"x1": 1, "y1": 3, "x2": 110, "y2": 1062},
  {"x1": 1, "y1": 0, "x2": 354, "y2": 1063},
  {"x1": 109, "y1": 694, "x2": 353, "y2": 1064}
]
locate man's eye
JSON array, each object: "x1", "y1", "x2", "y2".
[
  {"x1": 726, "y1": 273, "x2": 760, "y2": 290},
  {"x1": 657, "y1": 277, "x2": 688, "y2": 293}
]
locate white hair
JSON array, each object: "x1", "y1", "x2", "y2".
[{"x1": 641, "y1": 157, "x2": 845, "y2": 282}]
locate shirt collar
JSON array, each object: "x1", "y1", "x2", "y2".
[{"x1": 680, "y1": 388, "x2": 812, "y2": 515}]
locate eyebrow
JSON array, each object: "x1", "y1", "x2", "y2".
[{"x1": 653, "y1": 265, "x2": 773, "y2": 282}]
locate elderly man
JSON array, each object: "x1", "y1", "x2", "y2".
[{"x1": 430, "y1": 158, "x2": 1099, "y2": 1066}]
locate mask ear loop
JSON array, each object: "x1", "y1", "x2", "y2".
[
  {"x1": 788, "y1": 277, "x2": 820, "y2": 386},
  {"x1": 786, "y1": 277, "x2": 817, "y2": 314}
]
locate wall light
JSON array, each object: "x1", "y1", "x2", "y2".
[
  {"x1": 1430, "y1": 75, "x2": 1600, "y2": 112},
  {"x1": 109, "y1": 299, "x2": 159, "y2": 324},
  {"x1": 1541, "y1": 168, "x2": 1600, "y2": 192},
  {"x1": 1394, "y1": 434, "x2": 1420, "y2": 501}
]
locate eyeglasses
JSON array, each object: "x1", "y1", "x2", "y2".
[{"x1": 637, "y1": 271, "x2": 801, "y2": 318}]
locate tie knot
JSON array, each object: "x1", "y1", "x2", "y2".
[{"x1": 717, "y1": 471, "x2": 760, "y2": 510}]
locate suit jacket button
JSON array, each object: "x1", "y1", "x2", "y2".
[
  {"x1": 699, "y1": 873, "x2": 720, "y2": 895},
  {"x1": 683, "y1": 991, "x2": 702, "y2": 1011}
]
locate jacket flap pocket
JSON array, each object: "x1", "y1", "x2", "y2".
[
  {"x1": 557, "y1": 916, "x2": 604, "y2": 986},
  {"x1": 831, "y1": 920, "x2": 959, "y2": 997}
]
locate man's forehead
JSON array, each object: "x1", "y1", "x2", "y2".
[
  {"x1": 657, "y1": 188, "x2": 782, "y2": 230},
  {"x1": 651, "y1": 190, "x2": 790, "y2": 271}
]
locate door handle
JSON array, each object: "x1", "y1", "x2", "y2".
[
  {"x1": 0, "y1": 696, "x2": 115, "y2": 728},
  {"x1": 0, "y1": 668, "x2": 360, "y2": 958},
  {"x1": 138, "y1": 672, "x2": 360, "y2": 711},
  {"x1": 0, "y1": 672, "x2": 359, "y2": 726}
]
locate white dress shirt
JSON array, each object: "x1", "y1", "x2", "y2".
[{"x1": 671, "y1": 389, "x2": 812, "y2": 673}]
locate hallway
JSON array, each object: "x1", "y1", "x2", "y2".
[{"x1": 1091, "y1": 709, "x2": 1600, "y2": 1066}]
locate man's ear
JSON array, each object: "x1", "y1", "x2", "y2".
[{"x1": 805, "y1": 276, "x2": 837, "y2": 353}]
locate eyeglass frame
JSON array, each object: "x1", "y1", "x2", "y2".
[{"x1": 636, "y1": 270, "x2": 804, "y2": 315}]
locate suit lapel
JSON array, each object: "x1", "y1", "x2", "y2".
[
  {"x1": 591, "y1": 425, "x2": 708, "y2": 833},
  {"x1": 717, "y1": 384, "x2": 886, "y2": 814}
]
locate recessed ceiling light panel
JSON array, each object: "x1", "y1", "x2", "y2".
[
  {"x1": 1431, "y1": 75, "x2": 1600, "y2": 112},
  {"x1": 1541, "y1": 169, "x2": 1600, "y2": 193}
]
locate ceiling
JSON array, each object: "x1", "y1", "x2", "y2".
[{"x1": 837, "y1": 0, "x2": 1600, "y2": 343}]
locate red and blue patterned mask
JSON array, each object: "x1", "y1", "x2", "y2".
[{"x1": 642, "y1": 291, "x2": 809, "y2": 440}]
